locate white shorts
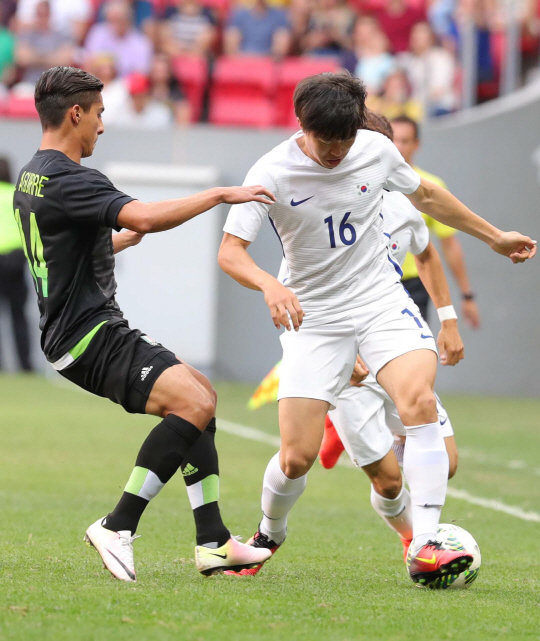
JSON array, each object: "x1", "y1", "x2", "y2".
[
  {"x1": 278, "y1": 286, "x2": 437, "y2": 409},
  {"x1": 329, "y1": 379, "x2": 454, "y2": 468}
]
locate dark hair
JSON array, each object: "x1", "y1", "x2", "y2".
[
  {"x1": 0, "y1": 157, "x2": 12, "y2": 183},
  {"x1": 364, "y1": 110, "x2": 393, "y2": 142},
  {"x1": 390, "y1": 114, "x2": 420, "y2": 141},
  {"x1": 294, "y1": 71, "x2": 367, "y2": 141},
  {"x1": 35, "y1": 66, "x2": 104, "y2": 130}
]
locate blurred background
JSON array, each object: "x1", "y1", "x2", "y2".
[{"x1": 0, "y1": 0, "x2": 539, "y2": 396}]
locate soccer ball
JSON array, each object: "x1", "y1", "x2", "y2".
[{"x1": 433, "y1": 523, "x2": 481, "y2": 589}]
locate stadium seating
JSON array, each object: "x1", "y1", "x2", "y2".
[
  {"x1": 209, "y1": 56, "x2": 276, "y2": 127},
  {"x1": 275, "y1": 57, "x2": 340, "y2": 128},
  {"x1": 6, "y1": 95, "x2": 39, "y2": 120},
  {"x1": 172, "y1": 55, "x2": 209, "y2": 122}
]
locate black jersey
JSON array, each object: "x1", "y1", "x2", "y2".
[{"x1": 13, "y1": 149, "x2": 134, "y2": 362}]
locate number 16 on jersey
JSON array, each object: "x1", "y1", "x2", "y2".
[{"x1": 324, "y1": 213, "x2": 357, "y2": 248}]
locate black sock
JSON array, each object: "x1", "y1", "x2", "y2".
[
  {"x1": 104, "y1": 414, "x2": 201, "y2": 533},
  {"x1": 182, "y1": 418, "x2": 230, "y2": 548}
]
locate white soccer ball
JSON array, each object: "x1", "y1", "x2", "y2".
[{"x1": 435, "y1": 523, "x2": 481, "y2": 589}]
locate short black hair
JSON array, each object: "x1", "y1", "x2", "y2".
[
  {"x1": 391, "y1": 115, "x2": 420, "y2": 141},
  {"x1": 0, "y1": 157, "x2": 12, "y2": 183},
  {"x1": 35, "y1": 66, "x2": 104, "y2": 130},
  {"x1": 294, "y1": 71, "x2": 367, "y2": 141},
  {"x1": 365, "y1": 110, "x2": 393, "y2": 142}
]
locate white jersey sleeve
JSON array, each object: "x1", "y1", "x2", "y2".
[
  {"x1": 379, "y1": 136, "x2": 421, "y2": 194},
  {"x1": 223, "y1": 162, "x2": 276, "y2": 243},
  {"x1": 408, "y1": 207, "x2": 430, "y2": 256}
]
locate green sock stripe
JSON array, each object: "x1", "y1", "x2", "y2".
[
  {"x1": 69, "y1": 321, "x2": 108, "y2": 361},
  {"x1": 124, "y1": 466, "x2": 149, "y2": 496},
  {"x1": 201, "y1": 474, "x2": 219, "y2": 505}
]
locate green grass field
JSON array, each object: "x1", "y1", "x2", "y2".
[{"x1": 1, "y1": 374, "x2": 539, "y2": 641}]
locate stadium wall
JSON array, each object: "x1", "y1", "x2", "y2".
[{"x1": 1, "y1": 82, "x2": 539, "y2": 395}]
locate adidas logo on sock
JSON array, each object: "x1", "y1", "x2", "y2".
[
  {"x1": 182, "y1": 463, "x2": 199, "y2": 476},
  {"x1": 140, "y1": 366, "x2": 153, "y2": 381}
]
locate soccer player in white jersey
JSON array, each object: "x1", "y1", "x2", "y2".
[{"x1": 218, "y1": 72, "x2": 536, "y2": 586}]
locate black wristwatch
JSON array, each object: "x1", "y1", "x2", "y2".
[{"x1": 462, "y1": 292, "x2": 475, "y2": 301}]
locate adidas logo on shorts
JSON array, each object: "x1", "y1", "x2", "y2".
[{"x1": 141, "y1": 366, "x2": 153, "y2": 381}]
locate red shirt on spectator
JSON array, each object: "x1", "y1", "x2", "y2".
[{"x1": 372, "y1": 0, "x2": 426, "y2": 53}]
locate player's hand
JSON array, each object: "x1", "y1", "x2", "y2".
[
  {"x1": 123, "y1": 230, "x2": 145, "y2": 247},
  {"x1": 350, "y1": 355, "x2": 369, "y2": 387},
  {"x1": 437, "y1": 320, "x2": 464, "y2": 366},
  {"x1": 462, "y1": 298, "x2": 480, "y2": 329},
  {"x1": 262, "y1": 280, "x2": 304, "y2": 331},
  {"x1": 221, "y1": 185, "x2": 276, "y2": 206},
  {"x1": 490, "y1": 231, "x2": 537, "y2": 263}
]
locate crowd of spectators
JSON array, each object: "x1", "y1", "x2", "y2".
[{"x1": 0, "y1": 0, "x2": 539, "y2": 127}]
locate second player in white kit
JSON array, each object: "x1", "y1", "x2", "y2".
[{"x1": 218, "y1": 73, "x2": 537, "y2": 585}]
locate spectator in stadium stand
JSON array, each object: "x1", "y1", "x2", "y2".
[
  {"x1": 84, "y1": 0, "x2": 153, "y2": 77},
  {"x1": 16, "y1": 0, "x2": 92, "y2": 44},
  {"x1": 14, "y1": 1, "x2": 75, "y2": 86},
  {"x1": 0, "y1": 157, "x2": 34, "y2": 373},
  {"x1": 159, "y1": 0, "x2": 217, "y2": 56},
  {"x1": 224, "y1": 0, "x2": 291, "y2": 58},
  {"x1": 300, "y1": 0, "x2": 355, "y2": 58},
  {"x1": 398, "y1": 21, "x2": 457, "y2": 117},
  {"x1": 149, "y1": 52, "x2": 191, "y2": 124},
  {"x1": 0, "y1": 1, "x2": 17, "y2": 28},
  {"x1": 352, "y1": 17, "x2": 396, "y2": 94},
  {"x1": 0, "y1": 22, "x2": 15, "y2": 90},
  {"x1": 366, "y1": 69, "x2": 424, "y2": 121},
  {"x1": 372, "y1": 0, "x2": 426, "y2": 53},
  {"x1": 116, "y1": 71, "x2": 174, "y2": 128},
  {"x1": 85, "y1": 53, "x2": 130, "y2": 126},
  {"x1": 95, "y1": 0, "x2": 157, "y2": 37}
]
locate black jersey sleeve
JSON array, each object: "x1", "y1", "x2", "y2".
[{"x1": 60, "y1": 170, "x2": 135, "y2": 231}]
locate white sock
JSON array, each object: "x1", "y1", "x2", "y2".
[
  {"x1": 260, "y1": 452, "x2": 307, "y2": 544},
  {"x1": 370, "y1": 483, "x2": 413, "y2": 541},
  {"x1": 403, "y1": 421, "x2": 449, "y2": 550}
]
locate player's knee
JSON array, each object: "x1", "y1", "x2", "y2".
[
  {"x1": 371, "y1": 473, "x2": 402, "y2": 499},
  {"x1": 281, "y1": 450, "x2": 315, "y2": 479},
  {"x1": 398, "y1": 389, "x2": 437, "y2": 425}
]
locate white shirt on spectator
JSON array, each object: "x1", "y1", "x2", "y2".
[
  {"x1": 398, "y1": 47, "x2": 457, "y2": 113},
  {"x1": 114, "y1": 100, "x2": 173, "y2": 130},
  {"x1": 17, "y1": 0, "x2": 91, "y2": 37}
]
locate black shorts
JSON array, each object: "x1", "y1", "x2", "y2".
[
  {"x1": 58, "y1": 319, "x2": 181, "y2": 414},
  {"x1": 402, "y1": 276, "x2": 430, "y2": 322}
]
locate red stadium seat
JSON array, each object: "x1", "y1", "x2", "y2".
[
  {"x1": 274, "y1": 56, "x2": 340, "y2": 128},
  {"x1": 209, "y1": 96, "x2": 274, "y2": 128},
  {"x1": 6, "y1": 95, "x2": 39, "y2": 120},
  {"x1": 172, "y1": 55, "x2": 209, "y2": 122},
  {"x1": 211, "y1": 56, "x2": 276, "y2": 100}
]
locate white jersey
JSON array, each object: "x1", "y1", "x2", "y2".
[
  {"x1": 278, "y1": 190, "x2": 430, "y2": 284},
  {"x1": 224, "y1": 130, "x2": 420, "y2": 326},
  {"x1": 381, "y1": 190, "x2": 430, "y2": 266}
]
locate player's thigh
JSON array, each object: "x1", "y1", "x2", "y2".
[
  {"x1": 361, "y1": 449, "x2": 403, "y2": 498},
  {"x1": 174, "y1": 357, "x2": 217, "y2": 406},
  {"x1": 278, "y1": 397, "x2": 330, "y2": 478},
  {"x1": 278, "y1": 320, "x2": 357, "y2": 409},
  {"x1": 329, "y1": 383, "x2": 394, "y2": 469},
  {"x1": 145, "y1": 363, "x2": 215, "y2": 428},
  {"x1": 445, "y1": 435, "x2": 458, "y2": 479}
]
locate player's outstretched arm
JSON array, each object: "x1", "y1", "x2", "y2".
[
  {"x1": 112, "y1": 230, "x2": 145, "y2": 254},
  {"x1": 407, "y1": 178, "x2": 537, "y2": 263},
  {"x1": 117, "y1": 185, "x2": 275, "y2": 234},
  {"x1": 218, "y1": 233, "x2": 304, "y2": 331},
  {"x1": 414, "y1": 241, "x2": 464, "y2": 366}
]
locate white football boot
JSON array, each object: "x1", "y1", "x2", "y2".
[
  {"x1": 195, "y1": 536, "x2": 272, "y2": 576},
  {"x1": 84, "y1": 517, "x2": 139, "y2": 582}
]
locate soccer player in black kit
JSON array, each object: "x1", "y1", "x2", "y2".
[{"x1": 13, "y1": 66, "x2": 274, "y2": 581}]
